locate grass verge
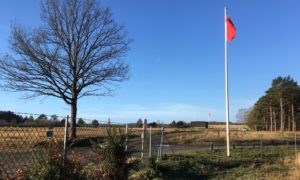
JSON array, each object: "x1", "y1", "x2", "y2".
[{"x1": 130, "y1": 147, "x2": 295, "y2": 179}]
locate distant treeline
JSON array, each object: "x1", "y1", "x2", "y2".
[
  {"x1": 0, "y1": 111, "x2": 101, "y2": 127},
  {"x1": 0, "y1": 110, "x2": 242, "y2": 128}
]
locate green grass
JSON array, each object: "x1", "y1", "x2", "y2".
[{"x1": 130, "y1": 147, "x2": 295, "y2": 179}]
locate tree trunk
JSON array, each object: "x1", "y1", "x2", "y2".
[
  {"x1": 273, "y1": 111, "x2": 277, "y2": 131},
  {"x1": 70, "y1": 100, "x2": 77, "y2": 138},
  {"x1": 270, "y1": 104, "x2": 273, "y2": 132},
  {"x1": 264, "y1": 116, "x2": 267, "y2": 131},
  {"x1": 288, "y1": 103, "x2": 291, "y2": 131},
  {"x1": 280, "y1": 97, "x2": 284, "y2": 132},
  {"x1": 288, "y1": 114, "x2": 291, "y2": 131}
]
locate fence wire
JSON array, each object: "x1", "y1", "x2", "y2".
[
  {"x1": 0, "y1": 126, "x2": 65, "y2": 178},
  {"x1": 0, "y1": 112, "x2": 299, "y2": 179}
]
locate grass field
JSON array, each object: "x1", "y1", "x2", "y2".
[
  {"x1": 1, "y1": 125, "x2": 299, "y2": 179},
  {"x1": 285, "y1": 153, "x2": 300, "y2": 180},
  {"x1": 129, "y1": 147, "x2": 297, "y2": 179},
  {"x1": 0, "y1": 125, "x2": 299, "y2": 149},
  {"x1": 164, "y1": 128, "x2": 300, "y2": 146}
]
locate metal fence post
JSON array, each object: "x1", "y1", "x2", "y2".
[
  {"x1": 159, "y1": 126, "x2": 164, "y2": 159},
  {"x1": 125, "y1": 123, "x2": 128, "y2": 151},
  {"x1": 149, "y1": 126, "x2": 152, "y2": 158},
  {"x1": 63, "y1": 115, "x2": 69, "y2": 165},
  {"x1": 157, "y1": 147, "x2": 160, "y2": 161}
]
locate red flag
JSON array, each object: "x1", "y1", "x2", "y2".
[{"x1": 226, "y1": 16, "x2": 236, "y2": 42}]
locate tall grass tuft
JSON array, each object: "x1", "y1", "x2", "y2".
[
  {"x1": 292, "y1": 153, "x2": 300, "y2": 179},
  {"x1": 83, "y1": 127, "x2": 133, "y2": 180},
  {"x1": 286, "y1": 153, "x2": 300, "y2": 180}
]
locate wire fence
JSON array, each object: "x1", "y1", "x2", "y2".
[{"x1": 0, "y1": 112, "x2": 299, "y2": 179}]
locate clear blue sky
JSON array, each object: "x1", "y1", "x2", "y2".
[{"x1": 0, "y1": 0, "x2": 300, "y2": 123}]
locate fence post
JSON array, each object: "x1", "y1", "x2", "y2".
[
  {"x1": 159, "y1": 126, "x2": 164, "y2": 159},
  {"x1": 260, "y1": 130, "x2": 263, "y2": 159},
  {"x1": 149, "y1": 126, "x2": 152, "y2": 158},
  {"x1": 63, "y1": 115, "x2": 69, "y2": 166},
  {"x1": 217, "y1": 130, "x2": 220, "y2": 161},
  {"x1": 157, "y1": 147, "x2": 160, "y2": 161},
  {"x1": 210, "y1": 143, "x2": 214, "y2": 151},
  {"x1": 125, "y1": 123, "x2": 128, "y2": 151},
  {"x1": 217, "y1": 130, "x2": 220, "y2": 144},
  {"x1": 141, "y1": 119, "x2": 147, "y2": 160}
]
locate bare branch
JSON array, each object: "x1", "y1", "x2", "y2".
[{"x1": 0, "y1": 0, "x2": 130, "y2": 137}]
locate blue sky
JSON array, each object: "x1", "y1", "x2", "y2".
[{"x1": 0, "y1": 0, "x2": 300, "y2": 123}]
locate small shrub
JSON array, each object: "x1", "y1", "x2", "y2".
[
  {"x1": 86, "y1": 127, "x2": 133, "y2": 180},
  {"x1": 12, "y1": 169, "x2": 30, "y2": 180},
  {"x1": 128, "y1": 167, "x2": 158, "y2": 180},
  {"x1": 31, "y1": 139, "x2": 86, "y2": 179}
]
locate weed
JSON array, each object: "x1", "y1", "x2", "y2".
[{"x1": 84, "y1": 127, "x2": 133, "y2": 180}]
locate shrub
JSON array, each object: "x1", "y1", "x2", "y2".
[
  {"x1": 85, "y1": 127, "x2": 133, "y2": 179},
  {"x1": 31, "y1": 140, "x2": 86, "y2": 179},
  {"x1": 128, "y1": 157, "x2": 159, "y2": 180}
]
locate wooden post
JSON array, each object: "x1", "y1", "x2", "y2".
[
  {"x1": 217, "y1": 130, "x2": 220, "y2": 150},
  {"x1": 210, "y1": 144, "x2": 214, "y2": 151}
]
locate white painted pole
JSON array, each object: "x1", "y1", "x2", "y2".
[{"x1": 225, "y1": 7, "x2": 231, "y2": 157}]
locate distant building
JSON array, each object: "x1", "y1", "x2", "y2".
[{"x1": 190, "y1": 121, "x2": 208, "y2": 128}]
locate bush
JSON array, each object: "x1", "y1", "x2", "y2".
[
  {"x1": 85, "y1": 127, "x2": 132, "y2": 179},
  {"x1": 31, "y1": 140, "x2": 86, "y2": 179}
]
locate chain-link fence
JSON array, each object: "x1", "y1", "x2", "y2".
[
  {"x1": 0, "y1": 125, "x2": 65, "y2": 178},
  {"x1": 0, "y1": 113, "x2": 299, "y2": 179}
]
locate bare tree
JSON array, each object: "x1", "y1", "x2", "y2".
[
  {"x1": 236, "y1": 107, "x2": 252, "y2": 124},
  {"x1": 0, "y1": 0, "x2": 130, "y2": 138}
]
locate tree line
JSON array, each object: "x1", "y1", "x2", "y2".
[
  {"x1": 245, "y1": 76, "x2": 300, "y2": 131},
  {"x1": 135, "y1": 119, "x2": 190, "y2": 128},
  {"x1": 0, "y1": 111, "x2": 100, "y2": 127}
]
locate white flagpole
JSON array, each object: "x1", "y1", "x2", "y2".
[{"x1": 224, "y1": 6, "x2": 230, "y2": 157}]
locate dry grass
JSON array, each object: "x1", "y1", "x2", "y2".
[
  {"x1": 0, "y1": 126, "x2": 157, "y2": 150},
  {"x1": 0, "y1": 127, "x2": 126, "y2": 150},
  {"x1": 0, "y1": 127, "x2": 64, "y2": 150},
  {"x1": 286, "y1": 153, "x2": 300, "y2": 180},
  {"x1": 0, "y1": 126, "x2": 299, "y2": 149},
  {"x1": 208, "y1": 124, "x2": 248, "y2": 130},
  {"x1": 164, "y1": 128, "x2": 300, "y2": 145}
]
